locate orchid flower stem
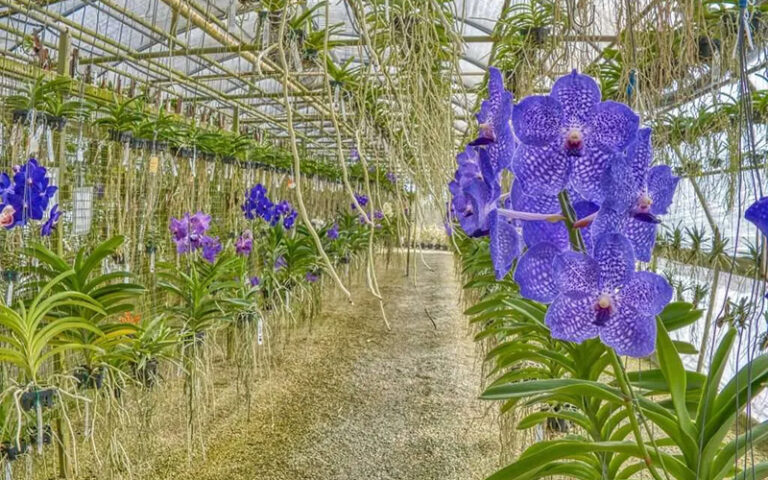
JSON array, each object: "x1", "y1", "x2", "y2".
[
  {"x1": 557, "y1": 190, "x2": 586, "y2": 253},
  {"x1": 608, "y1": 350, "x2": 667, "y2": 480},
  {"x1": 496, "y1": 208, "x2": 565, "y2": 223}
]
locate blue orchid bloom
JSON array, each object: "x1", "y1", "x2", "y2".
[
  {"x1": 545, "y1": 233, "x2": 672, "y2": 357},
  {"x1": 511, "y1": 70, "x2": 639, "y2": 201}
]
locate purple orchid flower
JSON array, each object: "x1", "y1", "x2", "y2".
[
  {"x1": 235, "y1": 230, "x2": 253, "y2": 256},
  {"x1": 327, "y1": 223, "x2": 339, "y2": 240},
  {"x1": 544, "y1": 233, "x2": 672, "y2": 357},
  {"x1": 448, "y1": 147, "x2": 499, "y2": 237},
  {"x1": 1, "y1": 159, "x2": 57, "y2": 228},
  {"x1": 511, "y1": 70, "x2": 639, "y2": 201},
  {"x1": 243, "y1": 184, "x2": 275, "y2": 221},
  {"x1": 352, "y1": 193, "x2": 369, "y2": 209},
  {"x1": 201, "y1": 236, "x2": 222, "y2": 263},
  {"x1": 374, "y1": 210, "x2": 384, "y2": 220},
  {"x1": 170, "y1": 215, "x2": 189, "y2": 242},
  {"x1": 746, "y1": 197, "x2": 768, "y2": 238},
  {"x1": 305, "y1": 271, "x2": 319, "y2": 283},
  {"x1": 249, "y1": 276, "x2": 261, "y2": 287},
  {"x1": 40, "y1": 204, "x2": 61, "y2": 237},
  {"x1": 188, "y1": 211, "x2": 211, "y2": 235},
  {"x1": 386, "y1": 172, "x2": 397, "y2": 184},
  {"x1": 283, "y1": 209, "x2": 298, "y2": 230},
  {"x1": 592, "y1": 128, "x2": 680, "y2": 261},
  {"x1": 470, "y1": 67, "x2": 516, "y2": 176}
]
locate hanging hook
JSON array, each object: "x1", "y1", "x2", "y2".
[{"x1": 567, "y1": 0, "x2": 596, "y2": 31}]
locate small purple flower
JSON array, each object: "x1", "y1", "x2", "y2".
[
  {"x1": 274, "y1": 255, "x2": 287, "y2": 271},
  {"x1": 235, "y1": 230, "x2": 253, "y2": 256},
  {"x1": 283, "y1": 210, "x2": 298, "y2": 230},
  {"x1": 40, "y1": 204, "x2": 60, "y2": 237},
  {"x1": 249, "y1": 275, "x2": 261, "y2": 287},
  {"x1": 349, "y1": 148, "x2": 359, "y2": 162},
  {"x1": 449, "y1": 146, "x2": 499, "y2": 237},
  {"x1": 511, "y1": 70, "x2": 639, "y2": 201},
  {"x1": 352, "y1": 193, "x2": 369, "y2": 209},
  {"x1": 386, "y1": 172, "x2": 397, "y2": 184},
  {"x1": 327, "y1": 223, "x2": 339, "y2": 240},
  {"x1": 374, "y1": 210, "x2": 384, "y2": 220},
  {"x1": 544, "y1": 233, "x2": 672, "y2": 357},
  {"x1": 470, "y1": 67, "x2": 516, "y2": 176},
  {"x1": 305, "y1": 271, "x2": 319, "y2": 283},
  {"x1": 201, "y1": 236, "x2": 222, "y2": 263}
]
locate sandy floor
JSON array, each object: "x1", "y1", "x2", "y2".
[{"x1": 147, "y1": 252, "x2": 499, "y2": 480}]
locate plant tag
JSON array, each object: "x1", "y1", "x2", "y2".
[
  {"x1": 5, "y1": 280, "x2": 13, "y2": 306},
  {"x1": 122, "y1": 142, "x2": 130, "y2": 167},
  {"x1": 46, "y1": 127, "x2": 54, "y2": 164},
  {"x1": 257, "y1": 317, "x2": 263, "y2": 345},
  {"x1": 170, "y1": 157, "x2": 178, "y2": 177},
  {"x1": 76, "y1": 146, "x2": 85, "y2": 163},
  {"x1": 149, "y1": 156, "x2": 159, "y2": 173}
]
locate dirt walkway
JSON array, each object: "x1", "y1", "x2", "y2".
[{"x1": 159, "y1": 252, "x2": 499, "y2": 480}]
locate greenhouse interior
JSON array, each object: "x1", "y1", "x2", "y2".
[{"x1": 0, "y1": 0, "x2": 767, "y2": 479}]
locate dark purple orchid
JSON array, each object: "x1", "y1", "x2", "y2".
[
  {"x1": 327, "y1": 223, "x2": 339, "y2": 240},
  {"x1": 746, "y1": 197, "x2": 768, "y2": 238},
  {"x1": 471, "y1": 67, "x2": 516, "y2": 175},
  {"x1": 352, "y1": 193, "x2": 369, "y2": 209},
  {"x1": 544, "y1": 233, "x2": 672, "y2": 357},
  {"x1": 243, "y1": 184, "x2": 274, "y2": 221},
  {"x1": 283, "y1": 209, "x2": 298, "y2": 230},
  {"x1": 249, "y1": 276, "x2": 261, "y2": 287},
  {"x1": 511, "y1": 70, "x2": 639, "y2": 201},
  {"x1": 0, "y1": 159, "x2": 57, "y2": 229},
  {"x1": 374, "y1": 210, "x2": 384, "y2": 220},
  {"x1": 40, "y1": 204, "x2": 61, "y2": 237},
  {"x1": 235, "y1": 230, "x2": 253, "y2": 256},
  {"x1": 592, "y1": 129, "x2": 680, "y2": 262},
  {"x1": 448, "y1": 147, "x2": 499, "y2": 237}
]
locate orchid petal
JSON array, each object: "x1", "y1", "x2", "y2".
[
  {"x1": 546, "y1": 291, "x2": 600, "y2": 343},
  {"x1": 514, "y1": 242, "x2": 562, "y2": 303}
]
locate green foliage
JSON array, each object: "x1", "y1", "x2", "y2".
[
  {"x1": 0, "y1": 270, "x2": 105, "y2": 384},
  {"x1": 157, "y1": 253, "x2": 239, "y2": 337}
]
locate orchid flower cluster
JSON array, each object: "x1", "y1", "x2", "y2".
[
  {"x1": 169, "y1": 211, "x2": 222, "y2": 263},
  {"x1": 242, "y1": 183, "x2": 298, "y2": 230},
  {"x1": 0, "y1": 158, "x2": 60, "y2": 237},
  {"x1": 449, "y1": 68, "x2": 681, "y2": 357}
]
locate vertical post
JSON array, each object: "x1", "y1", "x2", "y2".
[
  {"x1": 232, "y1": 106, "x2": 240, "y2": 135},
  {"x1": 54, "y1": 28, "x2": 72, "y2": 480}
]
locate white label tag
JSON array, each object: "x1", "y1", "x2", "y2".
[
  {"x1": 5, "y1": 280, "x2": 13, "y2": 306},
  {"x1": 122, "y1": 142, "x2": 130, "y2": 167},
  {"x1": 257, "y1": 317, "x2": 263, "y2": 345},
  {"x1": 46, "y1": 127, "x2": 54, "y2": 164}
]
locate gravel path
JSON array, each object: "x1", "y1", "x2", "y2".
[{"x1": 161, "y1": 252, "x2": 499, "y2": 480}]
